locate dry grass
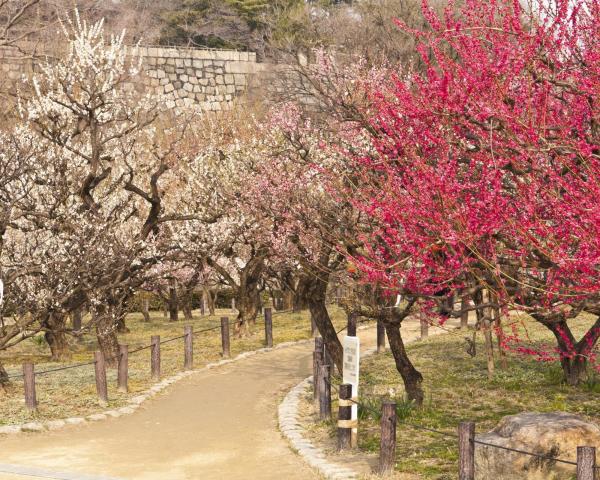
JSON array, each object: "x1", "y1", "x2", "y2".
[
  {"x1": 0, "y1": 306, "x2": 348, "y2": 426},
  {"x1": 305, "y1": 315, "x2": 600, "y2": 479}
]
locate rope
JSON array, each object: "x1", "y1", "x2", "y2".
[
  {"x1": 322, "y1": 376, "x2": 579, "y2": 468},
  {"x1": 2, "y1": 307, "x2": 322, "y2": 380},
  {"x1": 472, "y1": 439, "x2": 578, "y2": 466}
]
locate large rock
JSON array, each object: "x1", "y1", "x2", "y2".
[{"x1": 475, "y1": 412, "x2": 600, "y2": 480}]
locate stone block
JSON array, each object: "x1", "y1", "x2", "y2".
[
  {"x1": 475, "y1": 412, "x2": 600, "y2": 480},
  {"x1": 164, "y1": 83, "x2": 174, "y2": 93},
  {"x1": 225, "y1": 61, "x2": 256, "y2": 74}
]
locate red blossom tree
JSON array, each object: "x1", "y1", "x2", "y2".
[{"x1": 336, "y1": 0, "x2": 600, "y2": 384}]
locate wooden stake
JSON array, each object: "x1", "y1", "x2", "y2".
[
  {"x1": 318, "y1": 364, "x2": 331, "y2": 420},
  {"x1": 221, "y1": 317, "x2": 230, "y2": 358},
  {"x1": 313, "y1": 351, "x2": 323, "y2": 401},
  {"x1": 184, "y1": 325, "x2": 193, "y2": 370},
  {"x1": 151, "y1": 335, "x2": 161, "y2": 381},
  {"x1": 117, "y1": 344, "x2": 128, "y2": 393},
  {"x1": 379, "y1": 401, "x2": 397, "y2": 474},
  {"x1": 23, "y1": 362, "x2": 37, "y2": 411},
  {"x1": 264, "y1": 307, "x2": 273, "y2": 348},
  {"x1": 347, "y1": 312, "x2": 357, "y2": 337},
  {"x1": 458, "y1": 421, "x2": 475, "y2": 480},
  {"x1": 337, "y1": 383, "x2": 353, "y2": 451},
  {"x1": 577, "y1": 446, "x2": 596, "y2": 480}
]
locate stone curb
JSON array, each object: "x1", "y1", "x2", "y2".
[
  {"x1": 278, "y1": 326, "x2": 377, "y2": 480},
  {"x1": 279, "y1": 323, "x2": 461, "y2": 479},
  {"x1": 0, "y1": 337, "x2": 314, "y2": 437}
]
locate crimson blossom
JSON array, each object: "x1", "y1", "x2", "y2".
[{"x1": 338, "y1": 0, "x2": 600, "y2": 384}]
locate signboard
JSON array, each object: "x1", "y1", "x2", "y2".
[{"x1": 342, "y1": 335, "x2": 360, "y2": 446}]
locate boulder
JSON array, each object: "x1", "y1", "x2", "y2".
[{"x1": 475, "y1": 412, "x2": 600, "y2": 480}]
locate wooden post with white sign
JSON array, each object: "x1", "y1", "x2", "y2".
[{"x1": 342, "y1": 335, "x2": 360, "y2": 447}]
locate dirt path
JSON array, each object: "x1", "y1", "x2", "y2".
[{"x1": 0, "y1": 327, "x2": 386, "y2": 480}]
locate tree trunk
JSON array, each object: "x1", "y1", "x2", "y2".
[
  {"x1": 182, "y1": 293, "x2": 194, "y2": 321},
  {"x1": 294, "y1": 276, "x2": 310, "y2": 311},
  {"x1": 44, "y1": 312, "x2": 71, "y2": 361},
  {"x1": 0, "y1": 360, "x2": 9, "y2": 391},
  {"x1": 94, "y1": 310, "x2": 120, "y2": 368},
  {"x1": 141, "y1": 296, "x2": 151, "y2": 322},
  {"x1": 208, "y1": 289, "x2": 216, "y2": 315},
  {"x1": 383, "y1": 321, "x2": 424, "y2": 406},
  {"x1": 234, "y1": 272, "x2": 261, "y2": 335},
  {"x1": 283, "y1": 288, "x2": 294, "y2": 311},
  {"x1": 299, "y1": 272, "x2": 343, "y2": 373},
  {"x1": 72, "y1": 308, "x2": 82, "y2": 332},
  {"x1": 545, "y1": 319, "x2": 594, "y2": 386},
  {"x1": 560, "y1": 357, "x2": 588, "y2": 386},
  {"x1": 116, "y1": 315, "x2": 130, "y2": 334},
  {"x1": 169, "y1": 279, "x2": 178, "y2": 322}
]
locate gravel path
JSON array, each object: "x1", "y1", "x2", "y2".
[{"x1": 0, "y1": 328, "x2": 376, "y2": 480}]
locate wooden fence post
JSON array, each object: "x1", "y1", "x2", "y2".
[
  {"x1": 221, "y1": 317, "x2": 231, "y2": 358},
  {"x1": 458, "y1": 421, "x2": 476, "y2": 480},
  {"x1": 313, "y1": 351, "x2": 323, "y2": 401},
  {"x1": 264, "y1": 307, "x2": 273, "y2": 348},
  {"x1": 420, "y1": 313, "x2": 429, "y2": 340},
  {"x1": 577, "y1": 446, "x2": 597, "y2": 480},
  {"x1": 117, "y1": 344, "x2": 128, "y2": 393},
  {"x1": 318, "y1": 364, "x2": 331, "y2": 420},
  {"x1": 94, "y1": 351, "x2": 108, "y2": 405},
  {"x1": 379, "y1": 401, "x2": 397, "y2": 474},
  {"x1": 347, "y1": 312, "x2": 357, "y2": 337},
  {"x1": 184, "y1": 325, "x2": 193, "y2": 370},
  {"x1": 151, "y1": 335, "x2": 161, "y2": 381},
  {"x1": 377, "y1": 319, "x2": 386, "y2": 353},
  {"x1": 231, "y1": 298, "x2": 236, "y2": 313},
  {"x1": 23, "y1": 362, "x2": 37, "y2": 411},
  {"x1": 337, "y1": 383, "x2": 353, "y2": 450},
  {"x1": 311, "y1": 312, "x2": 317, "y2": 337}
]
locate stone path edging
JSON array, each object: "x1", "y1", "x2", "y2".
[
  {"x1": 0, "y1": 338, "x2": 313, "y2": 437},
  {"x1": 278, "y1": 327, "x2": 377, "y2": 480}
]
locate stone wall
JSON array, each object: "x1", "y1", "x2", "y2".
[
  {"x1": 134, "y1": 46, "x2": 264, "y2": 111},
  {"x1": 0, "y1": 45, "x2": 268, "y2": 112}
]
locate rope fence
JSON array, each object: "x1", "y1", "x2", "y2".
[
  {"x1": 312, "y1": 329, "x2": 599, "y2": 480},
  {"x1": 3, "y1": 306, "x2": 326, "y2": 413}
]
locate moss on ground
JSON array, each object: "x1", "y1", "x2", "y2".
[{"x1": 0, "y1": 306, "x2": 347, "y2": 425}]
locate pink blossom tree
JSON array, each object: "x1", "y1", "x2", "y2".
[{"x1": 336, "y1": 0, "x2": 600, "y2": 384}]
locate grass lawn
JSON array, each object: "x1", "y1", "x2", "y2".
[
  {"x1": 311, "y1": 315, "x2": 600, "y2": 479},
  {"x1": 0, "y1": 306, "x2": 348, "y2": 426}
]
